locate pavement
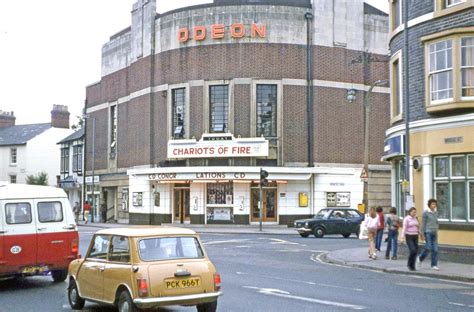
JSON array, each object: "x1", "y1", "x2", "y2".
[{"x1": 79, "y1": 222, "x2": 474, "y2": 283}]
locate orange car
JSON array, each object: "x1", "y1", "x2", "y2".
[{"x1": 67, "y1": 227, "x2": 221, "y2": 312}]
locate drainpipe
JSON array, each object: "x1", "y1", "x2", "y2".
[{"x1": 305, "y1": 11, "x2": 314, "y2": 168}]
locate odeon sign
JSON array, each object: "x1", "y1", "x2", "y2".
[{"x1": 178, "y1": 23, "x2": 266, "y2": 43}]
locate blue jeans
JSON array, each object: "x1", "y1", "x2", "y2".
[
  {"x1": 385, "y1": 229, "x2": 398, "y2": 258},
  {"x1": 419, "y1": 231, "x2": 438, "y2": 267},
  {"x1": 375, "y1": 229, "x2": 384, "y2": 250},
  {"x1": 405, "y1": 234, "x2": 419, "y2": 270}
]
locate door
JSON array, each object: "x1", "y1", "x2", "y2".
[
  {"x1": 251, "y1": 188, "x2": 277, "y2": 222},
  {"x1": 174, "y1": 187, "x2": 190, "y2": 223},
  {"x1": 326, "y1": 210, "x2": 350, "y2": 234},
  {"x1": 1, "y1": 201, "x2": 37, "y2": 274},
  {"x1": 79, "y1": 234, "x2": 109, "y2": 300}
]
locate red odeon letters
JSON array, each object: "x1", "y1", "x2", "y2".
[{"x1": 178, "y1": 23, "x2": 266, "y2": 43}]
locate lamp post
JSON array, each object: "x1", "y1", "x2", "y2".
[{"x1": 347, "y1": 79, "x2": 388, "y2": 213}]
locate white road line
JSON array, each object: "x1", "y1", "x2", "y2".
[
  {"x1": 243, "y1": 286, "x2": 366, "y2": 310},
  {"x1": 269, "y1": 238, "x2": 300, "y2": 245},
  {"x1": 448, "y1": 302, "x2": 467, "y2": 307},
  {"x1": 202, "y1": 239, "x2": 250, "y2": 245},
  {"x1": 235, "y1": 245, "x2": 250, "y2": 248}
]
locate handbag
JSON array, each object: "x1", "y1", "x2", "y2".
[{"x1": 359, "y1": 217, "x2": 369, "y2": 240}]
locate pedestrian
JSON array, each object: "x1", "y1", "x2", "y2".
[
  {"x1": 101, "y1": 202, "x2": 107, "y2": 223},
  {"x1": 418, "y1": 199, "x2": 440, "y2": 271},
  {"x1": 72, "y1": 201, "x2": 80, "y2": 223},
  {"x1": 365, "y1": 206, "x2": 380, "y2": 259},
  {"x1": 375, "y1": 206, "x2": 385, "y2": 252},
  {"x1": 83, "y1": 201, "x2": 91, "y2": 224},
  {"x1": 402, "y1": 207, "x2": 421, "y2": 271},
  {"x1": 385, "y1": 207, "x2": 401, "y2": 260}
]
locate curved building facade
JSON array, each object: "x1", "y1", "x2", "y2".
[
  {"x1": 85, "y1": 0, "x2": 390, "y2": 226},
  {"x1": 386, "y1": 0, "x2": 473, "y2": 246}
]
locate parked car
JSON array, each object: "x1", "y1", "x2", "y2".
[
  {"x1": 0, "y1": 184, "x2": 79, "y2": 282},
  {"x1": 294, "y1": 208, "x2": 364, "y2": 238},
  {"x1": 67, "y1": 227, "x2": 222, "y2": 312}
]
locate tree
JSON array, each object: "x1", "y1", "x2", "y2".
[
  {"x1": 25, "y1": 172, "x2": 48, "y2": 185},
  {"x1": 71, "y1": 115, "x2": 84, "y2": 130}
]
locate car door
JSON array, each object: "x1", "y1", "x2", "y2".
[
  {"x1": 78, "y1": 234, "x2": 109, "y2": 300},
  {"x1": 346, "y1": 210, "x2": 363, "y2": 233},
  {"x1": 325, "y1": 210, "x2": 347, "y2": 234},
  {"x1": 35, "y1": 199, "x2": 77, "y2": 270},
  {"x1": 1, "y1": 201, "x2": 36, "y2": 274},
  {"x1": 103, "y1": 235, "x2": 132, "y2": 303}
]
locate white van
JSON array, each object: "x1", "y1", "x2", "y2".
[{"x1": 0, "y1": 183, "x2": 79, "y2": 282}]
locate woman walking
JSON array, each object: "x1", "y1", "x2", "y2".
[
  {"x1": 375, "y1": 206, "x2": 385, "y2": 252},
  {"x1": 365, "y1": 207, "x2": 380, "y2": 259},
  {"x1": 402, "y1": 207, "x2": 421, "y2": 271},
  {"x1": 385, "y1": 207, "x2": 400, "y2": 260}
]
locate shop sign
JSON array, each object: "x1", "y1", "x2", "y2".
[
  {"x1": 383, "y1": 134, "x2": 404, "y2": 160},
  {"x1": 326, "y1": 192, "x2": 350, "y2": 207},
  {"x1": 178, "y1": 23, "x2": 266, "y2": 43},
  {"x1": 168, "y1": 134, "x2": 268, "y2": 159},
  {"x1": 212, "y1": 207, "x2": 232, "y2": 221},
  {"x1": 148, "y1": 172, "x2": 251, "y2": 181}
]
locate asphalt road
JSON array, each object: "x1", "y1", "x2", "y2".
[{"x1": 1, "y1": 230, "x2": 473, "y2": 311}]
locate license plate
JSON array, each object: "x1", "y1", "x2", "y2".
[
  {"x1": 22, "y1": 266, "x2": 48, "y2": 274},
  {"x1": 165, "y1": 277, "x2": 201, "y2": 289}
]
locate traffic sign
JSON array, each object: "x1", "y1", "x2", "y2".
[{"x1": 360, "y1": 168, "x2": 368, "y2": 180}]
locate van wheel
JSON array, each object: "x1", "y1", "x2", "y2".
[
  {"x1": 197, "y1": 300, "x2": 218, "y2": 312},
  {"x1": 52, "y1": 270, "x2": 68, "y2": 282},
  {"x1": 68, "y1": 279, "x2": 85, "y2": 310},
  {"x1": 118, "y1": 290, "x2": 138, "y2": 312}
]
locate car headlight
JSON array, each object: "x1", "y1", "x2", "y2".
[
  {"x1": 294, "y1": 221, "x2": 297, "y2": 227},
  {"x1": 305, "y1": 222, "x2": 309, "y2": 228}
]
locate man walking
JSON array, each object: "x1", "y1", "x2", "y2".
[
  {"x1": 83, "y1": 201, "x2": 91, "y2": 224},
  {"x1": 418, "y1": 199, "x2": 440, "y2": 270}
]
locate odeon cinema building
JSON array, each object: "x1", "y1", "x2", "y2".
[{"x1": 84, "y1": 0, "x2": 390, "y2": 225}]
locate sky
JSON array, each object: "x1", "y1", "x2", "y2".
[{"x1": 0, "y1": 0, "x2": 388, "y2": 126}]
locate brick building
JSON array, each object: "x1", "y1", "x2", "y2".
[
  {"x1": 385, "y1": 0, "x2": 473, "y2": 246},
  {"x1": 85, "y1": 0, "x2": 390, "y2": 225}
]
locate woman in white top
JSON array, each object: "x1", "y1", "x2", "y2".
[{"x1": 365, "y1": 206, "x2": 380, "y2": 259}]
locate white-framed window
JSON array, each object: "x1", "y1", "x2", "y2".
[
  {"x1": 429, "y1": 39, "x2": 453, "y2": 102},
  {"x1": 10, "y1": 147, "x2": 17, "y2": 165},
  {"x1": 73, "y1": 144, "x2": 82, "y2": 173},
  {"x1": 256, "y1": 84, "x2": 277, "y2": 138},
  {"x1": 209, "y1": 85, "x2": 229, "y2": 133},
  {"x1": 10, "y1": 175, "x2": 16, "y2": 184},
  {"x1": 433, "y1": 154, "x2": 474, "y2": 222},
  {"x1": 446, "y1": 0, "x2": 464, "y2": 8},
  {"x1": 390, "y1": 51, "x2": 403, "y2": 121},
  {"x1": 461, "y1": 37, "x2": 474, "y2": 97},
  {"x1": 390, "y1": 0, "x2": 403, "y2": 31},
  {"x1": 60, "y1": 146, "x2": 69, "y2": 174},
  {"x1": 172, "y1": 88, "x2": 185, "y2": 138}
]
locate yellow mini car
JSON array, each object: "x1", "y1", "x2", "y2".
[{"x1": 67, "y1": 227, "x2": 222, "y2": 312}]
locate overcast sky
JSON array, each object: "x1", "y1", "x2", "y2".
[{"x1": 0, "y1": 0, "x2": 388, "y2": 125}]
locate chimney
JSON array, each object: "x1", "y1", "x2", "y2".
[
  {"x1": 51, "y1": 105, "x2": 70, "y2": 129},
  {"x1": 0, "y1": 111, "x2": 16, "y2": 128}
]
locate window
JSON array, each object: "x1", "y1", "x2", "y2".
[
  {"x1": 172, "y1": 88, "x2": 185, "y2": 138},
  {"x1": 395, "y1": 159, "x2": 406, "y2": 217},
  {"x1": 429, "y1": 40, "x2": 453, "y2": 102},
  {"x1": 390, "y1": 52, "x2": 403, "y2": 121},
  {"x1": 10, "y1": 148, "x2": 17, "y2": 165},
  {"x1": 37, "y1": 202, "x2": 63, "y2": 223},
  {"x1": 9, "y1": 175, "x2": 16, "y2": 184},
  {"x1": 139, "y1": 237, "x2": 204, "y2": 261},
  {"x1": 60, "y1": 147, "x2": 69, "y2": 174},
  {"x1": 257, "y1": 84, "x2": 277, "y2": 137},
  {"x1": 390, "y1": 0, "x2": 402, "y2": 31},
  {"x1": 446, "y1": 0, "x2": 464, "y2": 8},
  {"x1": 132, "y1": 192, "x2": 143, "y2": 206},
  {"x1": 423, "y1": 31, "x2": 474, "y2": 111},
  {"x1": 109, "y1": 236, "x2": 130, "y2": 263},
  {"x1": 461, "y1": 37, "x2": 474, "y2": 97},
  {"x1": 5, "y1": 203, "x2": 32, "y2": 224},
  {"x1": 207, "y1": 182, "x2": 233, "y2": 205},
  {"x1": 209, "y1": 85, "x2": 228, "y2": 133},
  {"x1": 110, "y1": 105, "x2": 117, "y2": 159},
  {"x1": 88, "y1": 235, "x2": 110, "y2": 260},
  {"x1": 73, "y1": 144, "x2": 82, "y2": 173},
  {"x1": 433, "y1": 154, "x2": 474, "y2": 222}
]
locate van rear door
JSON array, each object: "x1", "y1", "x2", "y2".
[
  {"x1": 35, "y1": 199, "x2": 78, "y2": 271},
  {"x1": 1, "y1": 201, "x2": 37, "y2": 275},
  {"x1": 0, "y1": 203, "x2": 4, "y2": 268}
]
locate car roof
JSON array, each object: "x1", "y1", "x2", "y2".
[{"x1": 95, "y1": 226, "x2": 198, "y2": 237}]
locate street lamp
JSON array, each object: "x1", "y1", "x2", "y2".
[{"x1": 347, "y1": 79, "x2": 388, "y2": 213}]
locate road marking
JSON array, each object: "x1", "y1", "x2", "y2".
[
  {"x1": 448, "y1": 302, "x2": 474, "y2": 308},
  {"x1": 235, "y1": 245, "x2": 250, "y2": 248},
  {"x1": 202, "y1": 239, "x2": 250, "y2": 245},
  {"x1": 269, "y1": 238, "x2": 300, "y2": 245},
  {"x1": 243, "y1": 286, "x2": 366, "y2": 310}
]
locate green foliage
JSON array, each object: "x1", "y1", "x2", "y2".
[
  {"x1": 25, "y1": 172, "x2": 48, "y2": 185},
  {"x1": 71, "y1": 115, "x2": 84, "y2": 130}
]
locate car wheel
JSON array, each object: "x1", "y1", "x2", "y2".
[
  {"x1": 299, "y1": 232, "x2": 310, "y2": 238},
  {"x1": 51, "y1": 269, "x2": 68, "y2": 282},
  {"x1": 68, "y1": 279, "x2": 85, "y2": 310},
  {"x1": 197, "y1": 300, "x2": 218, "y2": 312},
  {"x1": 118, "y1": 290, "x2": 138, "y2": 312},
  {"x1": 313, "y1": 227, "x2": 325, "y2": 238},
  {"x1": 342, "y1": 233, "x2": 351, "y2": 238}
]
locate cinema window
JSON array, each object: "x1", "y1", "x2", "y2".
[
  {"x1": 172, "y1": 88, "x2": 185, "y2": 139},
  {"x1": 209, "y1": 85, "x2": 228, "y2": 133}
]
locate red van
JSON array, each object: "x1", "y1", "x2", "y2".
[{"x1": 0, "y1": 184, "x2": 79, "y2": 282}]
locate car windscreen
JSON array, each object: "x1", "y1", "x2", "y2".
[{"x1": 138, "y1": 236, "x2": 204, "y2": 261}]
